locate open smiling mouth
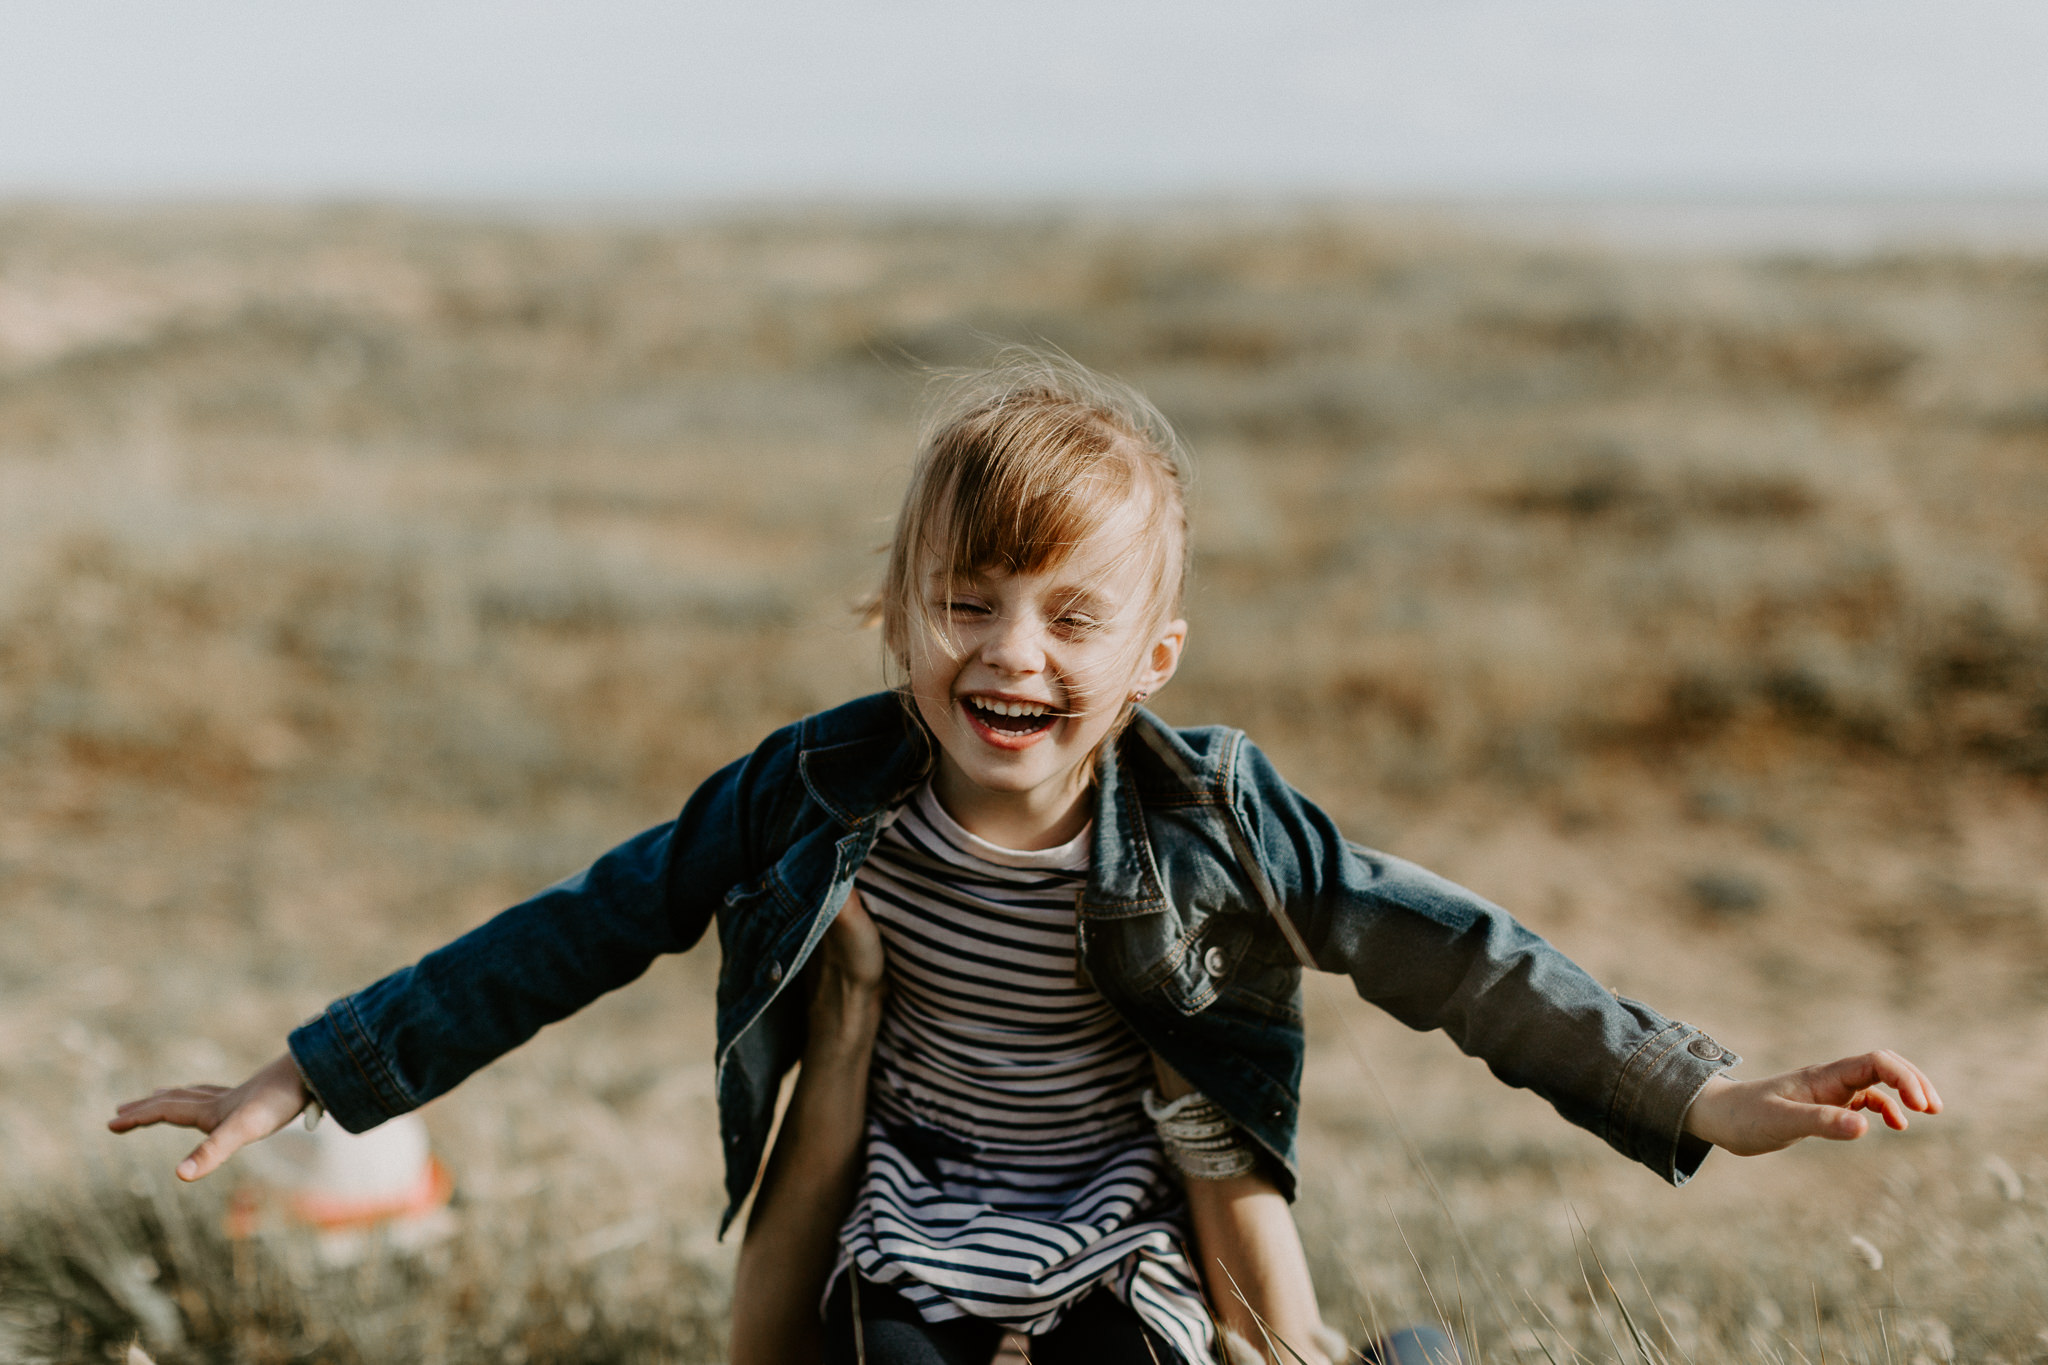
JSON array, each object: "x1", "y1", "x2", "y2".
[{"x1": 962, "y1": 696, "x2": 1060, "y2": 738}]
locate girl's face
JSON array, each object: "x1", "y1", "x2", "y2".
[{"x1": 906, "y1": 508, "x2": 1185, "y2": 848}]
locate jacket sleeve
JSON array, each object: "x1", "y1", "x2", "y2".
[
  {"x1": 1230, "y1": 737, "x2": 1738, "y2": 1185},
  {"x1": 287, "y1": 726, "x2": 798, "y2": 1133}
]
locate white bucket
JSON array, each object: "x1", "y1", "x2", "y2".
[{"x1": 233, "y1": 1112, "x2": 454, "y2": 1258}]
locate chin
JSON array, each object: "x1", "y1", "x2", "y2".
[{"x1": 960, "y1": 757, "x2": 1060, "y2": 793}]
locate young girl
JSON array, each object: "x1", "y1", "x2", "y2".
[{"x1": 113, "y1": 355, "x2": 1940, "y2": 1365}]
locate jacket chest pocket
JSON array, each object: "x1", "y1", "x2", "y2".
[
  {"x1": 1140, "y1": 913, "x2": 1257, "y2": 1016},
  {"x1": 718, "y1": 826, "x2": 868, "y2": 1017},
  {"x1": 1131, "y1": 910, "x2": 1304, "y2": 1025},
  {"x1": 718, "y1": 874, "x2": 802, "y2": 1013}
]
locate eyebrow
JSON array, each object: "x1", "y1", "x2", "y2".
[
  {"x1": 1050, "y1": 585, "x2": 1113, "y2": 616},
  {"x1": 932, "y1": 570, "x2": 1120, "y2": 614}
]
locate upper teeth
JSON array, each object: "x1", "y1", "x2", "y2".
[{"x1": 977, "y1": 698, "x2": 1048, "y2": 717}]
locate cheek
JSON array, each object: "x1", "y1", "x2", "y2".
[
  {"x1": 904, "y1": 626, "x2": 964, "y2": 691},
  {"x1": 912, "y1": 688, "x2": 956, "y2": 740},
  {"x1": 1059, "y1": 641, "x2": 1146, "y2": 708}
]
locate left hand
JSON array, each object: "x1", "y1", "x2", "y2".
[{"x1": 1683, "y1": 1049, "x2": 1941, "y2": 1156}]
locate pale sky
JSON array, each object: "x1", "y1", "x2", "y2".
[{"x1": 3, "y1": 1, "x2": 2047, "y2": 200}]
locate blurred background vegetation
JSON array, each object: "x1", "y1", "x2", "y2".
[{"x1": 1, "y1": 206, "x2": 2043, "y2": 1361}]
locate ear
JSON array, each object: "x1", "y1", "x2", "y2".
[{"x1": 1131, "y1": 617, "x2": 1187, "y2": 701}]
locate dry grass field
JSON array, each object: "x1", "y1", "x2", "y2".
[{"x1": 0, "y1": 204, "x2": 2044, "y2": 1362}]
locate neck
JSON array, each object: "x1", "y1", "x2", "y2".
[{"x1": 931, "y1": 757, "x2": 1093, "y2": 851}]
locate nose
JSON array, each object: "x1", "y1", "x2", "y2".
[{"x1": 978, "y1": 610, "x2": 1046, "y2": 676}]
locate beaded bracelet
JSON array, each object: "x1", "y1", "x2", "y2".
[{"x1": 1142, "y1": 1087, "x2": 1258, "y2": 1180}]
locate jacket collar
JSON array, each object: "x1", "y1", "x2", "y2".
[
  {"x1": 795, "y1": 694, "x2": 934, "y2": 830},
  {"x1": 1080, "y1": 723, "x2": 1170, "y2": 916},
  {"x1": 792, "y1": 692, "x2": 1181, "y2": 913}
]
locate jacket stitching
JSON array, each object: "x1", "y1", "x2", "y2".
[
  {"x1": 1129, "y1": 917, "x2": 1206, "y2": 995},
  {"x1": 325, "y1": 1006, "x2": 390, "y2": 1116},
  {"x1": 798, "y1": 748, "x2": 862, "y2": 829},
  {"x1": 763, "y1": 862, "x2": 803, "y2": 918},
  {"x1": 1220, "y1": 981, "x2": 1304, "y2": 1026},
  {"x1": 337, "y1": 997, "x2": 416, "y2": 1115},
  {"x1": 1605, "y1": 1021, "x2": 1683, "y2": 1153},
  {"x1": 1119, "y1": 746, "x2": 1171, "y2": 913}
]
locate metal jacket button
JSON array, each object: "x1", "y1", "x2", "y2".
[
  {"x1": 768, "y1": 962, "x2": 784, "y2": 984},
  {"x1": 1203, "y1": 945, "x2": 1228, "y2": 977},
  {"x1": 1688, "y1": 1036, "x2": 1723, "y2": 1061}
]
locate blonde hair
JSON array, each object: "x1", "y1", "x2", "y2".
[{"x1": 872, "y1": 350, "x2": 1190, "y2": 689}]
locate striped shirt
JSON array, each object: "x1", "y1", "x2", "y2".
[{"x1": 834, "y1": 782, "x2": 1216, "y2": 1362}]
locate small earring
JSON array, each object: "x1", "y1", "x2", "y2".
[{"x1": 1130, "y1": 690, "x2": 1151, "y2": 705}]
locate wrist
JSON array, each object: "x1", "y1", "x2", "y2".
[
  {"x1": 1682, "y1": 1073, "x2": 1736, "y2": 1145},
  {"x1": 265, "y1": 1050, "x2": 312, "y2": 1099}
]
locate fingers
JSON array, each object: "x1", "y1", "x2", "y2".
[
  {"x1": 1699, "y1": 1051, "x2": 1942, "y2": 1156},
  {"x1": 1791, "y1": 1047, "x2": 1942, "y2": 1145},
  {"x1": 177, "y1": 1109, "x2": 266, "y2": 1181},
  {"x1": 1856, "y1": 1049, "x2": 1940, "y2": 1112},
  {"x1": 107, "y1": 1087, "x2": 229, "y2": 1134},
  {"x1": 1847, "y1": 1086, "x2": 1912, "y2": 1131},
  {"x1": 1898, "y1": 1053, "x2": 1942, "y2": 1112},
  {"x1": 113, "y1": 1053, "x2": 310, "y2": 1181},
  {"x1": 1812, "y1": 1050, "x2": 1941, "y2": 1116},
  {"x1": 1811, "y1": 1106, "x2": 1870, "y2": 1142}
]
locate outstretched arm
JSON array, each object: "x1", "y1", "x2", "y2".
[
  {"x1": 288, "y1": 728, "x2": 801, "y2": 1135},
  {"x1": 107, "y1": 819, "x2": 694, "y2": 1176},
  {"x1": 729, "y1": 890, "x2": 885, "y2": 1365},
  {"x1": 1683, "y1": 1049, "x2": 1941, "y2": 1155}
]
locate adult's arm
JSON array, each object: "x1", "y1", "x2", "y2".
[
  {"x1": 729, "y1": 892, "x2": 885, "y2": 1364},
  {"x1": 1154, "y1": 1060, "x2": 1339, "y2": 1365}
]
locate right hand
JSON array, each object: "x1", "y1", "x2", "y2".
[{"x1": 107, "y1": 1050, "x2": 311, "y2": 1181}]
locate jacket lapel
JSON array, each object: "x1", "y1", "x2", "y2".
[{"x1": 796, "y1": 702, "x2": 933, "y2": 829}]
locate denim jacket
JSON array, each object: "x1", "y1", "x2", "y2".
[{"x1": 289, "y1": 691, "x2": 1738, "y2": 1234}]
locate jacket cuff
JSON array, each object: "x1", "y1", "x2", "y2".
[
  {"x1": 1606, "y1": 1005, "x2": 1741, "y2": 1186},
  {"x1": 287, "y1": 998, "x2": 417, "y2": 1134}
]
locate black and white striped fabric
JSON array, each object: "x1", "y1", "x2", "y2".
[{"x1": 833, "y1": 782, "x2": 1216, "y2": 1362}]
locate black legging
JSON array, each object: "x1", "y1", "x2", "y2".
[{"x1": 821, "y1": 1273, "x2": 1191, "y2": 1365}]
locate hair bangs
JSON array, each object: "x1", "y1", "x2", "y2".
[
  {"x1": 873, "y1": 350, "x2": 1191, "y2": 686},
  {"x1": 934, "y1": 406, "x2": 1140, "y2": 584}
]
